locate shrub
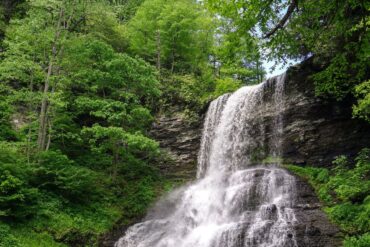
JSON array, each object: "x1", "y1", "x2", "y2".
[
  {"x1": 0, "y1": 143, "x2": 39, "y2": 220},
  {"x1": 31, "y1": 151, "x2": 102, "y2": 203},
  {"x1": 0, "y1": 222, "x2": 20, "y2": 247}
]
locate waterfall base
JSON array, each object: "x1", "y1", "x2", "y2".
[{"x1": 115, "y1": 166, "x2": 341, "y2": 247}]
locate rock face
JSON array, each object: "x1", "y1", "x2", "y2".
[
  {"x1": 150, "y1": 111, "x2": 202, "y2": 179},
  {"x1": 292, "y1": 175, "x2": 342, "y2": 246},
  {"x1": 281, "y1": 59, "x2": 370, "y2": 166},
  {"x1": 151, "y1": 59, "x2": 370, "y2": 177}
]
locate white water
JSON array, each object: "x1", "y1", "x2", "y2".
[{"x1": 116, "y1": 74, "x2": 298, "y2": 247}]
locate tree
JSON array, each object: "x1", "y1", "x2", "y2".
[
  {"x1": 1, "y1": 1, "x2": 86, "y2": 152},
  {"x1": 82, "y1": 125, "x2": 159, "y2": 181},
  {"x1": 128, "y1": 0, "x2": 215, "y2": 74},
  {"x1": 0, "y1": 0, "x2": 166, "y2": 245},
  {"x1": 213, "y1": 18, "x2": 265, "y2": 84}
]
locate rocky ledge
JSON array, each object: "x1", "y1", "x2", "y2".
[{"x1": 292, "y1": 175, "x2": 342, "y2": 246}]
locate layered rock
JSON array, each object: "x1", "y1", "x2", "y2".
[
  {"x1": 282, "y1": 59, "x2": 370, "y2": 166},
  {"x1": 150, "y1": 111, "x2": 202, "y2": 179},
  {"x1": 292, "y1": 175, "x2": 342, "y2": 246}
]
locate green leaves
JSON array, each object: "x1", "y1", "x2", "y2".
[
  {"x1": 0, "y1": 170, "x2": 39, "y2": 218},
  {"x1": 82, "y1": 125, "x2": 159, "y2": 157},
  {"x1": 0, "y1": 1, "x2": 174, "y2": 245},
  {"x1": 33, "y1": 151, "x2": 101, "y2": 203},
  {"x1": 0, "y1": 143, "x2": 39, "y2": 220},
  {"x1": 64, "y1": 37, "x2": 160, "y2": 101},
  {"x1": 0, "y1": 222, "x2": 20, "y2": 247},
  {"x1": 353, "y1": 80, "x2": 370, "y2": 122},
  {"x1": 127, "y1": 0, "x2": 214, "y2": 73}
]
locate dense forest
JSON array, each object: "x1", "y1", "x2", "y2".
[{"x1": 0, "y1": 0, "x2": 369, "y2": 246}]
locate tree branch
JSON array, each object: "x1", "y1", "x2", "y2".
[{"x1": 263, "y1": 0, "x2": 298, "y2": 39}]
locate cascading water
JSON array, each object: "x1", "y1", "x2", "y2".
[{"x1": 115, "y1": 73, "x2": 299, "y2": 247}]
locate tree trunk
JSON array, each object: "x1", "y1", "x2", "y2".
[
  {"x1": 37, "y1": 8, "x2": 64, "y2": 152},
  {"x1": 171, "y1": 39, "x2": 176, "y2": 74},
  {"x1": 171, "y1": 49, "x2": 175, "y2": 74},
  {"x1": 37, "y1": 2, "x2": 76, "y2": 152},
  {"x1": 26, "y1": 65, "x2": 35, "y2": 163},
  {"x1": 256, "y1": 60, "x2": 260, "y2": 83},
  {"x1": 156, "y1": 29, "x2": 161, "y2": 73},
  {"x1": 263, "y1": 0, "x2": 298, "y2": 38},
  {"x1": 112, "y1": 140, "x2": 120, "y2": 182},
  {"x1": 45, "y1": 118, "x2": 52, "y2": 151}
]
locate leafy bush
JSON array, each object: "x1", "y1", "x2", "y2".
[
  {"x1": 353, "y1": 80, "x2": 370, "y2": 122},
  {"x1": 0, "y1": 100, "x2": 17, "y2": 141},
  {"x1": 0, "y1": 222, "x2": 20, "y2": 247},
  {"x1": 158, "y1": 72, "x2": 242, "y2": 115},
  {"x1": 0, "y1": 170, "x2": 39, "y2": 219},
  {"x1": 213, "y1": 77, "x2": 241, "y2": 97},
  {"x1": 0, "y1": 143, "x2": 39, "y2": 220},
  {"x1": 344, "y1": 232, "x2": 370, "y2": 247},
  {"x1": 31, "y1": 151, "x2": 102, "y2": 203}
]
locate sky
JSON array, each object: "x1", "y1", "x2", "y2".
[{"x1": 263, "y1": 59, "x2": 299, "y2": 78}]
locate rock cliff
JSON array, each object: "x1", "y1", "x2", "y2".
[
  {"x1": 151, "y1": 59, "x2": 370, "y2": 178},
  {"x1": 281, "y1": 59, "x2": 370, "y2": 166},
  {"x1": 150, "y1": 111, "x2": 202, "y2": 180}
]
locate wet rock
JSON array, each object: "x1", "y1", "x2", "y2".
[
  {"x1": 292, "y1": 176, "x2": 342, "y2": 246},
  {"x1": 281, "y1": 58, "x2": 370, "y2": 167}
]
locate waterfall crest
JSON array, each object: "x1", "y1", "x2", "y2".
[{"x1": 115, "y1": 73, "x2": 299, "y2": 247}]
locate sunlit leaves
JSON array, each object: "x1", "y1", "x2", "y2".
[{"x1": 353, "y1": 80, "x2": 370, "y2": 122}]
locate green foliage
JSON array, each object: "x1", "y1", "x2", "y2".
[
  {"x1": 32, "y1": 151, "x2": 101, "y2": 203},
  {"x1": 84, "y1": 2, "x2": 128, "y2": 52},
  {"x1": 127, "y1": 0, "x2": 214, "y2": 73},
  {"x1": 0, "y1": 1, "x2": 171, "y2": 245},
  {"x1": 353, "y1": 80, "x2": 370, "y2": 122},
  {"x1": 0, "y1": 143, "x2": 39, "y2": 220},
  {"x1": 0, "y1": 222, "x2": 20, "y2": 247},
  {"x1": 120, "y1": 176, "x2": 158, "y2": 219},
  {"x1": 286, "y1": 148, "x2": 370, "y2": 245},
  {"x1": 213, "y1": 78, "x2": 242, "y2": 97},
  {"x1": 344, "y1": 232, "x2": 370, "y2": 247},
  {"x1": 213, "y1": 18, "x2": 265, "y2": 84},
  {"x1": 158, "y1": 72, "x2": 241, "y2": 115},
  {"x1": 0, "y1": 100, "x2": 17, "y2": 141},
  {"x1": 0, "y1": 170, "x2": 38, "y2": 219},
  {"x1": 82, "y1": 125, "x2": 159, "y2": 160},
  {"x1": 113, "y1": 0, "x2": 145, "y2": 23},
  {"x1": 10, "y1": 227, "x2": 66, "y2": 247}
]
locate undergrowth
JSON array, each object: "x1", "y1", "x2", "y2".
[{"x1": 286, "y1": 148, "x2": 370, "y2": 247}]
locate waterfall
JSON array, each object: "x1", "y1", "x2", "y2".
[{"x1": 115, "y1": 73, "x2": 299, "y2": 247}]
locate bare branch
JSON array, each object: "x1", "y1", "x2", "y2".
[{"x1": 263, "y1": 0, "x2": 298, "y2": 39}]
